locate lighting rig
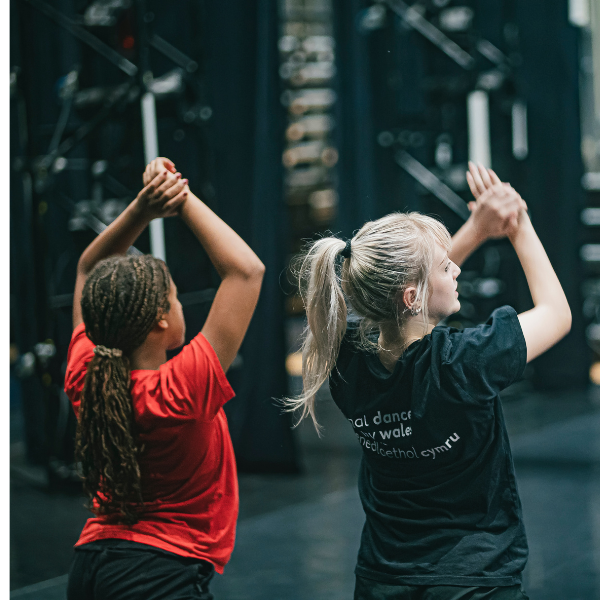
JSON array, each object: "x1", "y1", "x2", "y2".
[
  {"x1": 11, "y1": 0, "x2": 215, "y2": 483},
  {"x1": 353, "y1": 0, "x2": 526, "y2": 332},
  {"x1": 332, "y1": 0, "x2": 589, "y2": 390}
]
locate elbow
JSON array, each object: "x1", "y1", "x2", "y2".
[
  {"x1": 233, "y1": 259, "x2": 265, "y2": 283},
  {"x1": 554, "y1": 303, "x2": 572, "y2": 339},
  {"x1": 562, "y1": 306, "x2": 572, "y2": 337},
  {"x1": 77, "y1": 254, "x2": 92, "y2": 277},
  {"x1": 246, "y1": 259, "x2": 265, "y2": 281}
]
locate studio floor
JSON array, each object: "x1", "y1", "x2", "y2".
[{"x1": 10, "y1": 384, "x2": 600, "y2": 600}]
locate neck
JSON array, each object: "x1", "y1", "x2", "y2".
[
  {"x1": 378, "y1": 316, "x2": 436, "y2": 372},
  {"x1": 129, "y1": 342, "x2": 168, "y2": 371}
]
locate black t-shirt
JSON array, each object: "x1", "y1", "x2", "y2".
[{"x1": 329, "y1": 306, "x2": 528, "y2": 586}]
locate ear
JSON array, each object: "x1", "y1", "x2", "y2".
[
  {"x1": 402, "y1": 286, "x2": 417, "y2": 310},
  {"x1": 155, "y1": 316, "x2": 169, "y2": 331}
]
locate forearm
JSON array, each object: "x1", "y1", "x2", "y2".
[
  {"x1": 449, "y1": 218, "x2": 486, "y2": 267},
  {"x1": 78, "y1": 199, "x2": 149, "y2": 274},
  {"x1": 510, "y1": 214, "x2": 570, "y2": 320},
  {"x1": 180, "y1": 191, "x2": 264, "y2": 279}
]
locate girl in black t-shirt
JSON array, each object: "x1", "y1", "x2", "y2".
[{"x1": 286, "y1": 163, "x2": 571, "y2": 600}]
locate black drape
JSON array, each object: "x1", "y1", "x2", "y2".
[{"x1": 202, "y1": 0, "x2": 299, "y2": 472}]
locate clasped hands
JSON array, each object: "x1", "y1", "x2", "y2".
[
  {"x1": 466, "y1": 161, "x2": 528, "y2": 241},
  {"x1": 134, "y1": 157, "x2": 189, "y2": 221},
  {"x1": 133, "y1": 156, "x2": 527, "y2": 240}
]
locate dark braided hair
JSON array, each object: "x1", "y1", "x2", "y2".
[{"x1": 75, "y1": 255, "x2": 171, "y2": 525}]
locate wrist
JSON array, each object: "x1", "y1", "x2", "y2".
[
  {"x1": 463, "y1": 215, "x2": 487, "y2": 248},
  {"x1": 129, "y1": 195, "x2": 153, "y2": 223},
  {"x1": 508, "y1": 211, "x2": 533, "y2": 245}
]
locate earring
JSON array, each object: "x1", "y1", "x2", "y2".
[{"x1": 410, "y1": 307, "x2": 421, "y2": 316}]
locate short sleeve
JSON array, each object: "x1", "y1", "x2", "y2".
[
  {"x1": 441, "y1": 306, "x2": 527, "y2": 401},
  {"x1": 156, "y1": 333, "x2": 235, "y2": 421},
  {"x1": 64, "y1": 323, "x2": 96, "y2": 416}
]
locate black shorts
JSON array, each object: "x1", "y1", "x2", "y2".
[
  {"x1": 67, "y1": 539, "x2": 215, "y2": 600},
  {"x1": 354, "y1": 576, "x2": 530, "y2": 600}
]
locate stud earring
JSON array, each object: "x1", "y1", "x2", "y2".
[{"x1": 410, "y1": 307, "x2": 422, "y2": 316}]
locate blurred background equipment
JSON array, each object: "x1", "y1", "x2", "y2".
[
  {"x1": 330, "y1": 0, "x2": 589, "y2": 391},
  {"x1": 278, "y1": 0, "x2": 340, "y2": 379},
  {"x1": 10, "y1": 0, "x2": 298, "y2": 499}
]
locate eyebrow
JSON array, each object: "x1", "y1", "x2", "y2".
[{"x1": 439, "y1": 254, "x2": 449, "y2": 266}]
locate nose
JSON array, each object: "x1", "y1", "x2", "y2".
[{"x1": 454, "y1": 264, "x2": 461, "y2": 278}]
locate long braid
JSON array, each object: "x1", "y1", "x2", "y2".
[{"x1": 75, "y1": 255, "x2": 171, "y2": 525}]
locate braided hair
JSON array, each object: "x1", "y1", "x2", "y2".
[{"x1": 75, "y1": 255, "x2": 171, "y2": 525}]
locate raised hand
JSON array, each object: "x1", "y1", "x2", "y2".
[
  {"x1": 466, "y1": 161, "x2": 498, "y2": 200},
  {"x1": 466, "y1": 162, "x2": 527, "y2": 240},
  {"x1": 143, "y1": 157, "x2": 177, "y2": 187},
  {"x1": 135, "y1": 170, "x2": 189, "y2": 220},
  {"x1": 471, "y1": 183, "x2": 527, "y2": 240}
]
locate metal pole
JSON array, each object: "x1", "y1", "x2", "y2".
[
  {"x1": 137, "y1": 0, "x2": 166, "y2": 261},
  {"x1": 141, "y1": 91, "x2": 166, "y2": 260},
  {"x1": 467, "y1": 90, "x2": 491, "y2": 168}
]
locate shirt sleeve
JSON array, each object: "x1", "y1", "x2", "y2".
[
  {"x1": 158, "y1": 333, "x2": 235, "y2": 422},
  {"x1": 441, "y1": 306, "x2": 527, "y2": 402},
  {"x1": 64, "y1": 323, "x2": 96, "y2": 417}
]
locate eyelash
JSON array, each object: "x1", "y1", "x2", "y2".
[{"x1": 445, "y1": 263, "x2": 450, "y2": 272}]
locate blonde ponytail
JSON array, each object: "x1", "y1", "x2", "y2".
[
  {"x1": 286, "y1": 212, "x2": 452, "y2": 431},
  {"x1": 285, "y1": 237, "x2": 348, "y2": 431}
]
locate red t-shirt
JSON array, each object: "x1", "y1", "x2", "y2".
[{"x1": 64, "y1": 323, "x2": 237, "y2": 574}]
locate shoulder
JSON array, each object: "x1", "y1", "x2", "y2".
[
  {"x1": 435, "y1": 306, "x2": 527, "y2": 397},
  {"x1": 142, "y1": 332, "x2": 235, "y2": 421},
  {"x1": 440, "y1": 306, "x2": 523, "y2": 359}
]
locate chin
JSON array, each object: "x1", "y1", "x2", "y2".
[
  {"x1": 444, "y1": 301, "x2": 460, "y2": 318},
  {"x1": 169, "y1": 336, "x2": 186, "y2": 351}
]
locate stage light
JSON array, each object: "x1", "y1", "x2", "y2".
[{"x1": 122, "y1": 35, "x2": 135, "y2": 49}]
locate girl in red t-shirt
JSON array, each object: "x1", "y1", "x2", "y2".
[{"x1": 65, "y1": 158, "x2": 264, "y2": 600}]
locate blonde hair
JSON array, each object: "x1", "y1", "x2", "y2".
[{"x1": 286, "y1": 212, "x2": 451, "y2": 431}]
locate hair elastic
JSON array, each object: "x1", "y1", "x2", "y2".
[
  {"x1": 94, "y1": 345, "x2": 123, "y2": 358},
  {"x1": 340, "y1": 239, "x2": 352, "y2": 259}
]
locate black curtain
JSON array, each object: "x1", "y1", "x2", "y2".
[
  {"x1": 202, "y1": 0, "x2": 299, "y2": 472},
  {"x1": 513, "y1": 0, "x2": 588, "y2": 390}
]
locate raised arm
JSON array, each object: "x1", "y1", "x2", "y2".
[
  {"x1": 508, "y1": 202, "x2": 571, "y2": 362},
  {"x1": 179, "y1": 189, "x2": 265, "y2": 372},
  {"x1": 72, "y1": 170, "x2": 187, "y2": 329},
  {"x1": 450, "y1": 162, "x2": 525, "y2": 266}
]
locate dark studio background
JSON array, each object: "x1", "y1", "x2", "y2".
[{"x1": 9, "y1": 1, "x2": 600, "y2": 598}]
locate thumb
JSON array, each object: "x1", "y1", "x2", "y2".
[{"x1": 159, "y1": 157, "x2": 176, "y2": 173}]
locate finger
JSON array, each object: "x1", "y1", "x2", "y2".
[
  {"x1": 162, "y1": 188, "x2": 188, "y2": 214},
  {"x1": 153, "y1": 172, "x2": 182, "y2": 197},
  {"x1": 488, "y1": 169, "x2": 502, "y2": 185},
  {"x1": 161, "y1": 178, "x2": 188, "y2": 201},
  {"x1": 469, "y1": 161, "x2": 487, "y2": 196},
  {"x1": 145, "y1": 170, "x2": 170, "y2": 195},
  {"x1": 149, "y1": 158, "x2": 163, "y2": 173},
  {"x1": 468, "y1": 201, "x2": 476, "y2": 212},
  {"x1": 143, "y1": 163, "x2": 154, "y2": 185},
  {"x1": 158, "y1": 157, "x2": 176, "y2": 172},
  {"x1": 477, "y1": 163, "x2": 493, "y2": 189},
  {"x1": 466, "y1": 172, "x2": 480, "y2": 198},
  {"x1": 491, "y1": 182, "x2": 509, "y2": 196}
]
